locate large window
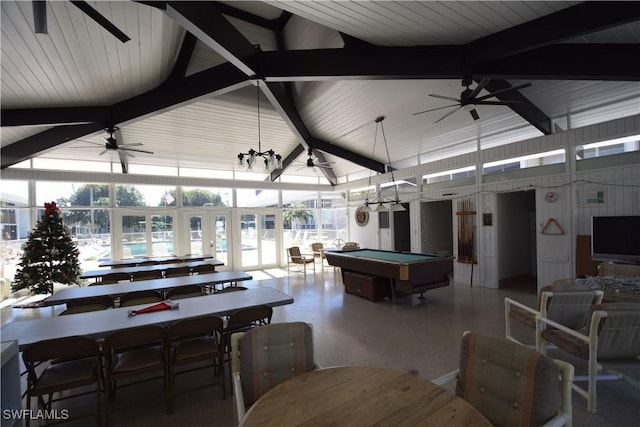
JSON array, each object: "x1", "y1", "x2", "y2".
[
  {"x1": 577, "y1": 135, "x2": 640, "y2": 160},
  {"x1": 181, "y1": 186, "x2": 231, "y2": 207}
]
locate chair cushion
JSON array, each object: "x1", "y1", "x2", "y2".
[
  {"x1": 174, "y1": 336, "x2": 220, "y2": 364},
  {"x1": 541, "y1": 328, "x2": 589, "y2": 359},
  {"x1": 31, "y1": 358, "x2": 98, "y2": 395},
  {"x1": 112, "y1": 346, "x2": 164, "y2": 374},
  {"x1": 456, "y1": 332, "x2": 559, "y2": 427},
  {"x1": 543, "y1": 302, "x2": 640, "y2": 360},
  {"x1": 239, "y1": 322, "x2": 314, "y2": 405},
  {"x1": 509, "y1": 307, "x2": 536, "y2": 328}
]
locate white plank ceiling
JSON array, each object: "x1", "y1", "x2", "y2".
[{"x1": 1, "y1": 1, "x2": 639, "y2": 184}]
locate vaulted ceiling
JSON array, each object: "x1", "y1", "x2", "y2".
[{"x1": 2, "y1": 1, "x2": 639, "y2": 186}]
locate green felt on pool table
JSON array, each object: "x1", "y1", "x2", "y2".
[{"x1": 337, "y1": 249, "x2": 441, "y2": 263}]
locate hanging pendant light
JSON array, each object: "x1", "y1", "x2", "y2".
[
  {"x1": 363, "y1": 117, "x2": 406, "y2": 212},
  {"x1": 237, "y1": 81, "x2": 283, "y2": 172}
]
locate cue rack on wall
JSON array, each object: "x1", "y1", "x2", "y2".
[{"x1": 456, "y1": 199, "x2": 477, "y2": 265}]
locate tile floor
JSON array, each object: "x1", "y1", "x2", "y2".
[{"x1": 2, "y1": 266, "x2": 639, "y2": 426}]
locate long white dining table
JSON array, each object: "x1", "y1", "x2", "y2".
[
  {"x1": 1, "y1": 287, "x2": 293, "y2": 350},
  {"x1": 80, "y1": 259, "x2": 225, "y2": 280},
  {"x1": 98, "y1": 253, "x2": 213, "y2": 268},
  {"x1": 41, "y1": 271, "x2": 253, "y2": 306}
]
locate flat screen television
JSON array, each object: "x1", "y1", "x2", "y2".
[{"x1": 591, "y1": 216, "x2": 640, "y2": 264}]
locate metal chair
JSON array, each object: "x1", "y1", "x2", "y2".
[
  {"x1": 310, "y1": 242, "x2": 326, "y2": 267},
  {"x1": 286, "y1": 246, "x2": 315, "y2": 275},
  {"x1": 341, "y1": 242, "x2": 360, "y2": 250},
  {"x1": 538, "y1": 302, "x2": 640, "y2": 414},
  {"x1": 132, "y1": 270, "x2": 163, "y2": 281},
  {"x1": 505, "y1": 286, "x2": 604, "y2": 348},
  {"x1": 118, "y1": 290, "x2": 162, "y2": 307},
  {"x1": 231, "y1": 322, "x2": 316, "y2": 425},
  {"x1": 103, "y1": 324, "x2": 169, "y2": 425},
  {"x1": 97, "y1": 272, "x2": 131, "y2": 285},
  {"x1": 168, "y1": 314, "x2": 225, "y2": 412},
  {"x1": 166, "y1": 284, "x2": 205, "y2": 300},
  {"x1": 60, "y1": 295, "x2": 115, "y2": 315},
  {"x1": 164, "y1": 266, "x2": 190, "y2": 278},
  {"x1": 22, "y1": 335, "x2": 103, "y2": 427},
  {"x1": 192, "y1": 263, "x2": 216, "y2": 275},
  {"x1": 432, "y1": 331, "x2": 574, "y2": 427}
]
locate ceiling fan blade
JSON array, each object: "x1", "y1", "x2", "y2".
[
  {"x1": 434, "y1": 106, "x2": 462, "y2": 124},
  {"x1": 98, "y1": 149, "x2": 108, "y2": 156},
  {"x1": 33, "y1": 1, "x2": 47, "y2": 33},
  {"x1": 474, "y1": 82, "x2": 532, "y2": 102},
  {"x1": 69, "y1": 1, "x2": 130, "y2": 43},
  {"x1": 413, "y1": 104, "x2": 460, "y2": 116},
  {"x1": 117, "y1": 150, "x2": 129, "y2": 174},
  {"x1": 474, "y1": 100, "x2": 521, "y2": 106},
  {"x1": 469, "y1": 78, "x2": 491, "y2": 99},
  {"x1": 118, "y1": 143, "x2": 143, "y2": 148},
  {"x1": 120, "y1": 147, "x2": 154, "y2": 155},
  {"x1": 429, "y1": 94, "x2": 460, "y2": 102},
  {"x1": 74, "y1": 139, "x2": 104, "y2": 147}
]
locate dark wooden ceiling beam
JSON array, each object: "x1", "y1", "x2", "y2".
[
  {"x1": 465, "y1": 1, "x2": 640, "y2": 65},
  {"x1": 258, "y1": 44, "x2": 638, "y2": 81},
  {"x1": 1, "y1": 122, "x2": 107, "y2": 168},
  {"x1": 260, "y1": 46, "x2": 462, "y2": 81},
  {"x1": 163, "y1": 0, "x2": 367, "y2": 182},
  {"x1": 168, "y1": 32, "x2": 197, "y2": 81},
  {"x1": 164, "y1": 1, "x2": 258, "y2": 76},
  {"x1": 1, "y1": 63, "x2": 249, "y2": 168},
  {"x1": 111, "y1": 62, "x2": 250, "y2": 125},
  {"x1": 270, "y1": 144, "x2": 306, "y2": 182},
  {"x1": 473, "y1": 44, "x2": 640, "y2": 81},
  {"x1": 1, "y1": 106, "x2": 111, "y2": 126},
  {"x1": 261, "y1": 81, "x2": 383, "y2": 174}
]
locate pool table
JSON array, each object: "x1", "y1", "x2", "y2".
[{"x1": 324, "y1": 249, "x2": 453, "y2": 302}]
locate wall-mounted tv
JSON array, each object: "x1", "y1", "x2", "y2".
[{"x1": 591, "y1": 216, "x2": 640, "y2": 264}]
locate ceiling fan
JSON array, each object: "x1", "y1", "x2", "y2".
[
  {"x1": 75, "y1": 127, "x2": 153, "y2": 174},
  {"x1": 294, "y1": 149, "x2": 335, "y2": 171},
  {"x1": 33, "y1": 0, "x2": 130, "y2": 43},
  {"x1": 413, "y1": 77, "x2": 532, "y2": 123}
]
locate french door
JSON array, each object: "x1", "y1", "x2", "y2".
[
  {"x1": 237, "y1": 210, "x2": 279, "y2": 269},
  {"x1": 184, "y1": 210, "x2": 230, "y2": 269}
]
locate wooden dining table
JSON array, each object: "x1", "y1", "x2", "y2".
[{"x1": 239, "y1": 366, "x2": 492, "y2": 427}]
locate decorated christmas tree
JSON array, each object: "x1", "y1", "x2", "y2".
[{"x1": 12, "y1": 201, "x2": 82, "y2": 295}]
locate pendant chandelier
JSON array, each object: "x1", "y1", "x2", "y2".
[
  {"x1": 237, "y1": 81, "x2": 283, "y2": 172},
  {"x1": 362, "y1": 116, "x2": 405, "y2": 212}
]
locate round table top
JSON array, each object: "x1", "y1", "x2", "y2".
[{"x1": 239, "y1": 366, "x2": 492, "y2": 427}]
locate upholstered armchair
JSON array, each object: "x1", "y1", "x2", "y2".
[
  {"x1": 537, "y1": 302, "x2": 640, "y2": 413},
  {"x1": 505, "y1": 286, "x2": 604, "y2": 348},
  {"x1": 231, "y1": 322, "x2": 317, "y2": 425},
  {"x1": 286, "y1": 246, "x2": 315, "y2": 275},
  {"x1": 433, "y1": 331, "x2": 574, "y2": 427}
]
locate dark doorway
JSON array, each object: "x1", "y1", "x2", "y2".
[
  {"x1": 393, "y1": 204, "x2": 411, "y2": 251},
  {"x1": 421, "y1": 200, "x2": 453, "y2": 256},
  {"x1": 497, "y1": 191, "x2": 537, "y2": 294}
]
